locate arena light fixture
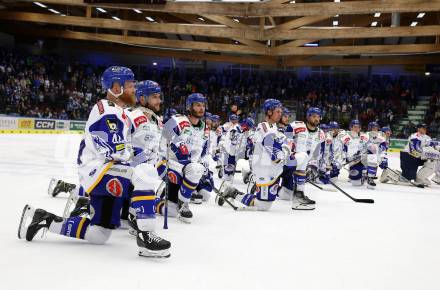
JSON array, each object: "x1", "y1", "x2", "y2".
[
  {"x1": 133, "y1": 9, "x2": 142, "y2": 14},
  {"x1": 198, "y1": 17, "x2": 205, "y2": 21},
  {"x1": 48, "y1": 9, "x2": 60, "y2": 14},
  {"x1": 425, "y1": 72, "x2": 431, "y2": 76},
  {"x1": 289, "y1": 1, "x2": 295, "y2": 3},
  {"x1": 96, "y1": 7, "x2": 107, "y2": 13},
  {"x1": 417, "y1": 13, "x2": 426, "y2": 19},
  {"x1": 374, "y1": 13, "x2": 381, "y2": 18},
  {"x1": 410, "y1": 21, "x2": 418, "y2": 27},
  {"x1": 33, "y1": 2, "x2": 47, "y2": 8},
  {"x1": 334, "y1": 0, "x2": 341, "y2": 2},
  {"x1": 153, "y1": 62, "x2": 158, "y2": 66},
  {"x1": 233, "y1": 18, "x2": 240, "y2": 22},
  {"x1": 371, "y1": 21, "x2": 378, "y2": 27},
  {"x1": 333, "y1": 20, "x2": 339, "y2": 26},
  {"x1": 146, "y1": 17, "x2": 155, "y2": 22}
]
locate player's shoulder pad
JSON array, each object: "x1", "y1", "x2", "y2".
[
  {"x1": 360, "y1": 133, "x2": 369, "y2": 142},
  {"x1": 128, "y1": 107, "x2": 149, "y2": 128},
  {"x1": 96, "y1": 99, "x2": 120, "y2": 115},
  {"x1": 290, "y1": 121, "x2": 306, "y2": 134}
]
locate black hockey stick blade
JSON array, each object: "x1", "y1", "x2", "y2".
[{"x1": 328, "y1": 180, "x2": 375, "y2": 204}]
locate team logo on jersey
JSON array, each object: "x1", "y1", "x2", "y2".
[
  {"x1": 106, "y1": 178, "x2": 123, "y2": 197},
  {"x1": 112, "y1": 134, "x2": 124, "y2": 144},
  {"x1": 134, "y1": 115, "x2": 148, "y2": 127},
  {"x1": 106, "y1": 119, "x2": 118, "y2": 132}
]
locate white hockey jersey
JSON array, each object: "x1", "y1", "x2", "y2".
[
  {"x1": 251, "y1": 121, "x2": 286, "y2": 185},
  {"x1": 125, "y1": 106, "x2": 162, "y2": 164},
  {"x1": 159, "y1": 114, "x2": 209, "y2": 166},
  {"x1": 339, "y1": 131, "x2": 369, "y2": 161},
  {"x1": 404, "y1": 132, "x2": 433, "y2": 158},
  {"x1": 284, "y1": 121, "x2": 326, "y2": 159},
  {"x1": 77, "y1": 99, "x2": 132, "y2": 193}
]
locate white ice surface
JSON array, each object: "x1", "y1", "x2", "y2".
[{"x1": 1, "y1": 134, "x2": 440, "y2": 290}]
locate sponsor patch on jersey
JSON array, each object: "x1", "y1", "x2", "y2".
[
  {"x1": 97, "y1": 101, "x2": 105, "y2": 114},
  {"x1": 134, "y1": 115, "x2": 148, "y2": 127},
  {"x1": 167, "y1": 171, "x2": 178, "y2": 184},
  {"x1": 106, "y1": 118, "x2": 118, "y2": 132},
  {"x1": 179, "y1": 121, "x2": 190, "y2": 130},
  {"x1": 115, "y1": 144, "x2": 125, "y2": 151},
  {"x1": 106, "y1": 178, "x2": 123, "y2": 197},
  {"x1": 294, "y1": 127, "x2": 306, "y2": 134}
]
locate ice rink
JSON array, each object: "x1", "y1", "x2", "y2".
[{"x1": 1, "y1": 134, "x2": 439, "y2": 290}]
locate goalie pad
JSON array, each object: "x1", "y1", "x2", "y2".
[{"x1": 416, "y1": 160, "x2": 435, "y2": 186}]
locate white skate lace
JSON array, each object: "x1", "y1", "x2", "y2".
[{"x1": 147, "y1": 232, "x2": 163, "y2": 243}]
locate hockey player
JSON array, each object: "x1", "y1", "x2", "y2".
[
  {"x1": 278, "y1": 107, "x2": 290, "y2": 133},
  {"x1": 283, "y1": 107, "x2": 325, "y2": 209},
  {"x1": 339, "y1": 120, "x2": 370, "y2": 187},
  {"x1": 399, "y1": 124, "x2": 439, "y2": 186},
  {"x1": 216, "y1": 99, "x2": 289, "y2": 211},
  {"x1": 327, "y1": 121, "x2": 344, "y2": 183},
  {"x1": 363, "y1": 121, "x2": 389, "y2": 189},
  {"x1": 220, "y1": 117, "x2": 255, "y2": 192},
  {"x1": 156, "y1": 93, "x2": 209, "y2": 223},
  {"x1": 123, "y1": 80, "x2": 165, "y2": 235},
  {"x1": 18, "y1": 67, "x2": 171, "y2": 258}
]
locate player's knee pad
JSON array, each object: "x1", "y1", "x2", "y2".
[
  {"x1": 278, "y1": 186, "x2": 293, "y2": 201},
  {"x1": 180, "y1": 163, "x2": 205, "y2": 202},
  {"x1": 131, "y1": 163, "x2": 158, "y2": 192},
  {"x1": 256, "y1": 183, "x2": 278, "y2": 202},
  {"x1": 130, "y1": 190, "x2": 156, "y2": 231},
  {"x1": 254, "y1": 199, "x2": 273, "y2": 211},
  {"x1": 294, "y1": 152, "x2": 308, "y2": 170},
  {"x1": 223, "y1": 163, "x2": 235, "y2": 182},
  {"x1": 85, "y1": 225, "x2": 112, "y2": 245}
]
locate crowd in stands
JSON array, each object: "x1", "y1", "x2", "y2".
[
  {"x1": 1, "y1": 48, "x2": 439, "y2": 138},
  {"x1": 426, "y1": 91, "x2": 440, "y2": 139}
]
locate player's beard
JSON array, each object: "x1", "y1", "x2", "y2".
[
  {"x1": 120, "y1": 93, "x2": 136, "y2": 107},
  {"x1": 190, "y1": 107, "x2": 205, "y2": 119},
  {"x1": 147, "y1": 100, "x2": 161, "y2": 113}
]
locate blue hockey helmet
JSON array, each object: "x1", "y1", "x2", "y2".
[
  {"x1": 282, "y1": 107, "x2": 290, "y2": 117},
  {"x1": 329, "y1": 121, "x2": 340, "y2": 129},
  {"x1": 306, "y1": 107, "x2": 322, "y2": 118},
  {"x1": 381, "y1": 126, "x2": 391, "y2": 133},
  {"x1": 135, "y1": 80, "x2": 161, "y2": 100},
  {"x1": 229, "y1": 114, "x2": 239, "y2": 122},
  {"x1": 263, "y1": 99, "x2": 283, "y2": 114},
  {"x1": 320, "y1": 123, "x2": 329, "y2": 131},
  {"x1": 210, "y1": 114, "x2": 220, "y2": 123},
  {"x1": 101, "y1": 66, "x2": 135, "y2": 97},
  {"x1": 186, "y1": 93, "x2": 207, "y2": 111},
  {"x1": 240, "y1": 117, "x2": 255, "y2": 131},
  {"x1": 368, "y1": 121, "x2": 380, "y2": 131},
  {"x1": 349, "y1": 119, "x2": 361, "y2": 129},
  {"x1": 205, "y1": 112, "x2": 213, "y2": 120}
]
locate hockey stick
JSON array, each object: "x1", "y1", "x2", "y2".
[
  {"x1": 163, "y1": 146, "x2": 170, "y2": 229},
  {"x1": 307, "y1": 180, "x2": 337, "y2": 192},
  {"x1": 385, "y1": 167, "x2": 424, "y2": 188},
  {"x1": 212, "y1": 186, "x2": 239, "y2": 211},
  {"x1": 327, "y1": 180, "x2": 374, "y2": 203}
]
